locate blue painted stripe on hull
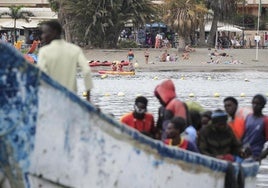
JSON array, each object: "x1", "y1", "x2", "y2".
[{"x1": 0, "y1": 43, "x2": 39, "y2": 187}]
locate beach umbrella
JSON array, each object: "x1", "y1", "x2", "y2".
[{"x1": 217, "y1": 26, "x2": 242, "y2": 32}]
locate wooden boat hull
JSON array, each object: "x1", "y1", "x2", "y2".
[
  {"x1": 98, "y1": 70, "x2": 135, "y2": 75},
  {"x1": 0, "y1": 43, "x2": 259, "y2": 188}
]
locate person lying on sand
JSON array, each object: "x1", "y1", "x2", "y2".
[
  {"x1": 210, "y1": 49, "x2": 228, "y2": 57},
  {"x1": 185, "y1": 44, "x2": 196, "y2": 52}
]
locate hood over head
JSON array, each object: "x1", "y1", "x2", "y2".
[{"x1": 154, "y1": 79, "x2": 176, "y2": 105}]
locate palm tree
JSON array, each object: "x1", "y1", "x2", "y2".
[
  {"x1": 0, "y1": 6, "x2": 34, "y2": 44},
  {"x1": 163, "y1": 0, "x2": 202, "y2": 50},
  {"x1": 205, "y1": 0, "x2": 237, "y2": 46},
  {"x1": 48, "y1": 0, "x2": 73, "y2": 42},
  {"x1": 49, "y1": 0, "x2": 156, "y2": 48},
  {"x1": 194, "y1": 1, "x2": 209, "y2": 46}
]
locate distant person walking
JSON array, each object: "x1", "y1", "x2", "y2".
[
  {"x1": 37, "y1": 20, "x2": 93, "y2": 101},
  {"x1": 144, "y1": 48, "x2": 150, "y2": 64}
]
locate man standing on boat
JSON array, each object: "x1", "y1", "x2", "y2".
[
  {"x1": 120, "y1": 96, "x2": 156, "y2": 138},
  {"x1": 37, "y1": 20, "x2": 93, "y2": 101},
  {"x1": 154, "y1": 79, "x2": 189, "y2": 140}
]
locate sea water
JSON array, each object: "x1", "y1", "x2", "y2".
[
  {"x1": 78, "y1": 71, "x2": 268, "y2": 188},
  {"x1": 78, "y1": 71, "x2": 268, "y2": 118}
]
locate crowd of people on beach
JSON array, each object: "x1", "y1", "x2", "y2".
[{"x1": 120, "y1": 79, "x2": 268, "y2": 163}]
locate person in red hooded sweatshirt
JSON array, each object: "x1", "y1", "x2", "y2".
[{"x1": 154, "y1": 79, "x2": 189, "y2": 140}]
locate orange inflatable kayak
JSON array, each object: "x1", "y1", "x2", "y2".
[
  {"x1": 98, "y1": 70, "x2": 135, "y2": 75},
  {"x1": 89, "y1": 61, "x2": 130, "y2": 67}
]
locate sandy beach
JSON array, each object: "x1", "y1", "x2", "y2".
[{"x1": 84, "y1": 47, "x2": 268, "y2": 72}]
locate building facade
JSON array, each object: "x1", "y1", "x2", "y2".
[
  {"x1": 0, "y1": 0, "x2": 56, "y2": 43},
  {"x1": 0, "y1": 0, "x2": 49, "y2": 7},
  {"x1": 237, "y1": 0, "x2": 268, "y2": 17}
]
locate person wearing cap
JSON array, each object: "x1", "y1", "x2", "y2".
[
  {"x1": 120, "y1": 96, "x2": 156, "y2": 138},
  {"x1": 198, "y1": 109, "x2": 242, "y2": 162},
  {"x1": 223, "y1": 96, "x2": 251, "y2": 141},
  {"x1": 164, "y1": 117, "x2": 199, "y2": 152},
  {"x1": 242, "y1": 94, "x2": 268, "y2": 160}
]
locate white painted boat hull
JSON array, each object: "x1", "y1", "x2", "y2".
[{"x1": 0, "y1": 43, "x2": 259, "y2": 188}]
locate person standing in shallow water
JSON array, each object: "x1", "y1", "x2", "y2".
[
  {"x1": 127, "y1": 49, "x2": 134, "y2": 62},
  {"x1": 37, "y1": 20, "x2": 93, "y2": 102},
  {"x1": 144, "y1": 48, "x2": 149, "y2": 64}
]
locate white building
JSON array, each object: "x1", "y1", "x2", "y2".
[
  {"x1": 0, "y1": 0, "x2": 50, "y2": 7},
  {"x1": 0, "y1": 0, "x2": 57, "y2": 43}
]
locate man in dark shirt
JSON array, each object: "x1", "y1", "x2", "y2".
[{"x1": 198, "y1": 109, "x2": 242, "y2": 161}]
